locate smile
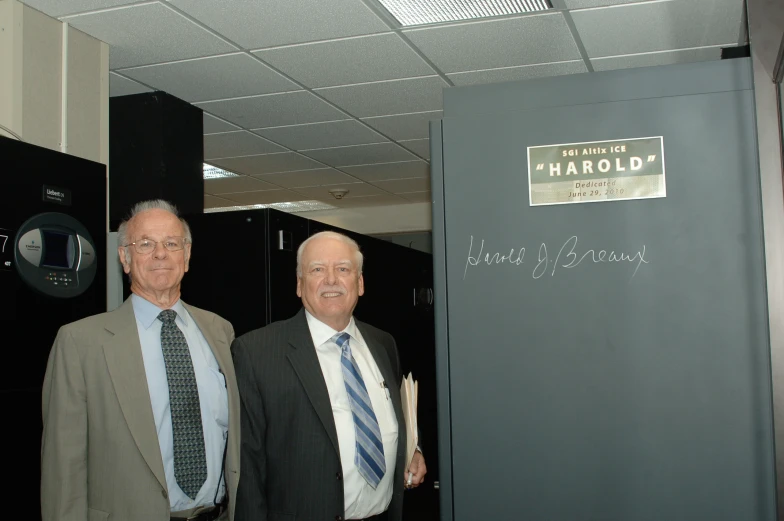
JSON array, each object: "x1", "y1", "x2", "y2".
[{"x1": 321, "y1": 292, "x2": 343, "y2": 297}]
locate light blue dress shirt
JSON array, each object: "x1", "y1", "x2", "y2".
[{"x1": 132, "y1": 295, "x2": 229, "y2": 511}]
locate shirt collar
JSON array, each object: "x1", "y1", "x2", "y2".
[
  {"x1": 304, "y1": 309, "x2": 357, "y2": 347},
  {"x1": 131, "y1": 294, "x2": 188, "y2": 330}
]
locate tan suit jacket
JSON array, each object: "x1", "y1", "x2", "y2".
[{"x1": 41, "y1": 298, "x2": 240, "y2": 521}]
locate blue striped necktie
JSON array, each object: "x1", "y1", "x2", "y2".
[{"x1": 333, "y1": 332, "x2": 386, "y2": 488}]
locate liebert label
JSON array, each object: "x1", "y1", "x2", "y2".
[
  {"x1": 42, "y1": 185, "x2": 72, "y2": 206},
  {"x1": 527, "y1": 137, "x2": 666, "y2": 206}
]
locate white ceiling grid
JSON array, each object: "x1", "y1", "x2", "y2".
[{"x1": 20, "y1": 0, "x2": 745, "y2": 211}]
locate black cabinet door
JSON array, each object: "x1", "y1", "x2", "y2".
[
  {"x1": 182, "y1": 209, "x2": 269, "y2": 337},
  {"x1": 307, "y1": 221, "x2": 440, "y2": 521}
]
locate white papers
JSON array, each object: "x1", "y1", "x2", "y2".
[{"x1": 400, "y1": 372, "x2": 418, "y2": 468}]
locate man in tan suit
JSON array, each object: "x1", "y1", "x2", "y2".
[{"x1": 41, "y1": 199, "x2": 240, "y2": 521}]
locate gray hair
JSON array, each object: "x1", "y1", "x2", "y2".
[
  {"x1": 117, "y1": 199, "x2": 192, "y2": 263},
  {"x1": 296, "y1": 231, "x2": 363, "y2": 278}
]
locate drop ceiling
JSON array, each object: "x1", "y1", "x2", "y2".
[{"x1": 21, "y1": 0, "x2": 746, "y2": 213}]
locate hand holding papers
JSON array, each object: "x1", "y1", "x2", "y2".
[{"x1": 400, "y1": 372, "x2": 418, "y2": 484}]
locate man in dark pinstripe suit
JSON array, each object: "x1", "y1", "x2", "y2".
[{"x1": 233, "y1": 231, "x2": 426, "y2": 521}]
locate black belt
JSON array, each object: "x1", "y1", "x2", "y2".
[{"x1": 171, "y1": 502, "x2": 226, "y2": 521}]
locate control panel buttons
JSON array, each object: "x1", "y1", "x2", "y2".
[{"x1": 44, "y1": 272, "x2": 74, "y2": 287}]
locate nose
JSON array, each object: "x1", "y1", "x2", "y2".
[
  {"x1": 151, "y1": 241, "x2": 169, "y2": 259},
  {"x1": 325, "y1": 267, "x2": 338, "y2": 284}
]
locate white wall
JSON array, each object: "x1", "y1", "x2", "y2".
[{"x1": 0, "y1": 0, "x2": 109, "y2": 165}]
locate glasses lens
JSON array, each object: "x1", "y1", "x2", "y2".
[
  {"x1": 164, "y1": 237, "x2": 185, "y2": 251},
  {"x1": 136, "y1": 239, "x2": 154, "y2": 254}
]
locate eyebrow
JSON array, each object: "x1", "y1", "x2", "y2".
[
  {"x1": 308, "y1": 260, "x2": 353, "y2": 267},
  {"x1": 137, "y1": 235, "x2": 173, "y2": 240}
]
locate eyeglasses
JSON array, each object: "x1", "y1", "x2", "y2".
[{"x1": 123, "y1": 236, "x2": 189, "y2": 254}]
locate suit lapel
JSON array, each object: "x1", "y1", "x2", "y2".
[
  {"x1": 102, "y1": 298, "x2": 167, "y2": 491},
  {"x1": 285, "y1": 310, "x2": 341, "y2": 456},
  {"x1": 185, "y1": 303, "x2": 230, "y2": 375},
  {"x1": 185, "y1": 303, "x2": 239, "y2": 480}
]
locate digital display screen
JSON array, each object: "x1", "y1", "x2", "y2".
[{"x1": 42, "y1": 231, "x2": 73, "y2": 269}]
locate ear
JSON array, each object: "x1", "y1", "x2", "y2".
[
  {"x1": 184, "y1": 243, "x2": 192, "y2": 272},
  {"x1": 358, "y1": 273, "x2": 364, "y2": 297},
  {"x1": 118, "y1": 246, "x2": 131, "y2": 274},
  {"x1": 296, "y1": 275, "x2": 302, "y2": 297}
]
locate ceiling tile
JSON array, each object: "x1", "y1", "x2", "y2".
[
  {"x1": 372, "y1": 177, "x2": 431, "y2": 193},
  {"x1": 257, "y1": 168, "x2": 361, "y2": 188},
  {"x1": 302, "y1": 143, "x2": 417, "y2": 167},
  {"x1": 399, "y1": 191, "x2": 433, "y2": 203},
  {"x1": 398, "y1": 139, "x2": 430, "y2": 160},
  {"x1": 220, "y1": 189, "x2": 305, "y2": 205},
  {"x1": 203, "y1": 113, "x2": 239, "y2": 134},
  {"x1": 21, "y1": 0, "x2": 143, "y2": 17},
  {"x1": 570, "y1": 0, "x2": 743, "y2": 58},
  {"x1": 204, "y1": 175, "x2": 279, "y2": 195},
  {"x1": 564, "y1": 0, "x2": 657, "y2": 8},
  {"x1": 212, "y1": 152, "x2": 324, "y2": 176},
  {"x1": 195, "y1": 91, "x2": 347, "y2": 128},
  {"x1": 326, "y1": 193, "x2": 409, "y2": 208},
  {"x1": 403, "y1": 13, "x2": 581, "y2": 73},
  {"x1": 254, "y1": 33, "x2": 436, "y2": 89},
  {"x1": 592, "y1": 46, "x2": 725, "y2": 71},
  {"x1": 204, "y1": 194, "x2": 236, "y2": 209},
  {"x1": 253, "y1": 120, "x2": 386, "y2": 150},
  {"x1": 315, "y1": 76, "x2": 447, "y2": 118},
  {"x1": 118, "y1": 53, "x2": 298, "y2": 102},
  {"x1": 362, "y1": 111, "x2": 442, "y2": 141},
  {"x1": 62, "y1": 3, "x2": 237, "y2": 69},
  {"x1": 448, "y1": 61, "x2": 588, "y2": 86},
  {"x1": 204, "y1": 131, "x2": 285, "y2": 159},
  {"x1": 109, "y1": 72, "x2": 152, "y2": 97},
  {"x1": 167, "y1": 0, "x2": 389, "y2": 49},
  {"x1": 341, "y1": 161, "x2": 430, "y2": 182},
  {"x1": 293, "y1": 182, "x2": 386, "y2": 199}
]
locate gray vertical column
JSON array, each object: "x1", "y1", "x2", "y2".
[
  {"x1": 430, "y1": 120, "x2": 453, "y2": 521},
  {"x1": 747, "y1": 0, "x2": 784, "y2": 515}
]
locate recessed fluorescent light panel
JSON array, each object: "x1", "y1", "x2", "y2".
[
  {"x1": 205, "y1": 200, "x2": 338, "y2": 214},
  {"x1": 203, "y1": 164, "x2": 241, "y2": 179},
  {"x1": 377, "y1": 0, "x2": 552, "y2": 26}
]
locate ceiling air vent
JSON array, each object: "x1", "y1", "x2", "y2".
[{"x1": 375, "y1": 0, "x2": 553, "y2": 27}]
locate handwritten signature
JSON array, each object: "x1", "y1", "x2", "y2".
[{"x1": 464, "y1": 235, "x2": 649, "y2": 280}]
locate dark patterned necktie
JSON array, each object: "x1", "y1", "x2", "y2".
[
  {"x1": 158, "y1": 309, "x2": 207, "y2": 499},
  {"x1": 333, "y1": 332, "x2": 386, "y2": 488}
]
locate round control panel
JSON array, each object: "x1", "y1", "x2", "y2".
[{"x1": 14, "y1": 212, "x2": 98, "y2": 298}]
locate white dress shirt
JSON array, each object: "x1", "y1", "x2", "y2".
[
  {"x1": 132, "y1": 295, "x2": 229, "y2": 511},
  {"x1": 306, "y1": 311, "x2": 399, "y2": 520}
]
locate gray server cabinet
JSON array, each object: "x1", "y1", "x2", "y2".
[{"x1": 431, "y1": 59, "x2": 776, "y2": 521}]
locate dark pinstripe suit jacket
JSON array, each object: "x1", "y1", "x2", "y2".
[{"x1": 232, "y1": 308, "x2": 406, "y2": 521}]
